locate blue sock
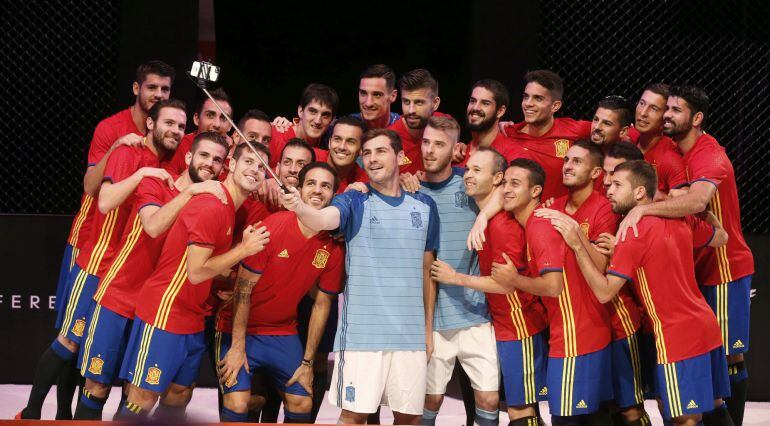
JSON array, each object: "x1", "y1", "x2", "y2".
[
  {"x1": 284, "y1": 409, "x2": 312, "y2": 423},
  {"x1": 50, "y1": 339, "x2": 76, "y2": 361},
  {"x1": 220, "y1": 406, "x2": 248, "y2": 422},
  {"x1": 422, "y1": 407, "x2": 438, "y2": 425},
  {"x1": 473, "y1": 407, "x2": 498, "y2": 426}
]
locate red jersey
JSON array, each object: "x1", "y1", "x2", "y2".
[
  {"x1": 94, "y1": 176, "x2": 180, "y2": 318},
  {"x1": 388, "y1": 118, "x2": 425, "y2": 175},
  {"x1": 479, "y1": 212, "x2": 547, "y2": 341},
  {"x1": 217, "y1": 211, "x2": 345, "y2": 335},
  {"x1": 525, "y1": 213, "x2": 612, "y2": 358},
  {"x1": 607, "y1": 216, "x2": 723, "y2": 363},
  {"x1": 75, "y1": 144, "x2": 164, "y2": 277},
  {"x1": 640, "y1": 136, "x2": 687, "y2": 193},
  {"x1": 506, "y1": 118, "x2": 591, "y2": 201},
  {"x1": 684, "y1": 134, "x2": 754, "y2": 286},
  {"x1": 67, "y1": 108, "x2": 142, "y2": 250},
  {"x1": 315, "y1": 150, "x2": 370, "y2": 193},
  {"x1": 456, "y1": 129, "x2": 530, "y2": 168},
  {"x1": 165, "y1": 132, "x2": 196, "y2": 175},
  {"x1": 268, "y1": 126, "x2": 325, "y2": 168},
  {"x1": 135, "y1": 187, "x2": 236, "y2": 334},
  {"x1": 551, "y1": 192, "x2": 642, "y2": 340}
]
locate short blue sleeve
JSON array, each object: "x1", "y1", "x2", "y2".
[
  {"x1": 412, "y1": 192, "x2": 440, "y2": 253},
  {"x1": 330, "y1": 191, "x2": 367, "y2": 240}
]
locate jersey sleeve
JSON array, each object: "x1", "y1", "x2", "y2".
[
  {"x1": 136, "y1": 177, "x2": 167, "y2": 210},
  {"x1": 317, "y1": 244, "x2": 345, "y2": 295},
  {"x1": 607, "y1": 237, "x2": 643, "y2": 282},
  {"x1": 330, "y1": 191, "x2": 366, "y2": 240},
  {"x1": 688, "y1": 146, "x2": 729, "y2": 187},
  {"x1": 87, "y1": 119, "x2": 118, "y2": 166},
  {"x1": 528, "y1": 219, "x2": 566, "y2": 274},
  {"x1": 684, "y1": 215, "x2": 716, "y2": 249},
  {"x1": 423, "y1": 195, "x2": 441, "y2": 253},
  {"x1": 183, "y1": 197, "x2": 226, "y2": 248},
  {"x1": 103, "y1": 146, "x2": 139, "y2": 184}
]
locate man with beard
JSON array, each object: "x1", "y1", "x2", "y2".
[
  {"x1": 459, "y1": 79, "x2": 528, "y2": 166},
  {"x1": 618, "y1": 86, "x2": 754, "y2": 425},
  {"x1": 418, "y1": 120, "x2": 502, "y2": 426},
  {"x1": 431, "y1": 148, "x2": 548, "y2": 426},
  {"x1": 353, "y1": 64, "x2": 400, "y2": 129},
  {"x1": 280, "y1": 129, "x2": 439, "y2": 425},
  {"x1": 263, "y1": 139, "x2": 316, "y2": 211},
  {"x1": 536, "y1": 141, "x2": 648, "y2": 425},
  {"x1": 18, "y1": 97, "x2": 183, "y2": 420},
  {"x1": 388, "y1": 68, "x2": 442, "y2": 175},
  {"x1": 631, "y1": 83, "x2": 688, "y2": 194},
  {"x1": 590, "y1": 96, "x2": 633, "y2": 154},
  {"x1": 315, "y1": 116, "x2": 369, "y2": 193},
  {"x1": 166, "y1": 88, "x2": 234, "y2": 174},
  {"x1": 486, "y1": 158, "x2": 614, "y2": 425},
  {"x1": 557, "y1": 160, "x2": 732, "y2": 426},
  {"x1": 217, "y1": 162, "x2": 344, "y2": 424},
  {"x1": 118, "y1": 142, "x2": 271, "y2": 417},
  {"x1": 74, "y1": 132, "x2": 230, "y2": 419}
]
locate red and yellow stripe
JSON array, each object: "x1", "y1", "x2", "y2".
[
  {"x1": 60, "y1": 268, "x2": 89, "y2": 336},
  {"x1": 709, "y1": 191, "x2": 732, "y2": 284},
  {"x1": 68, "y1": 195, "x2": 94, "y2": 247},
  {"x1": 506, "y1": 292, "x2": 530, "y2": 340},
  {"x1": 85, "y1": 210, "x2": 119, "y2": 275},
  {"x1": 636, "y1": 267, "x2": 668, "y2": 364},
  {"x1": 94, "y1": 214, "x2": 143, "y2": 302},
  {"x1": 79, "y1": 303, "x2": 102, "y2": 375},
  {"x1": 131, "y1": 322, "x2": 156, "y2": 387},
  {"x1": 611, "y1": 295, "x2": 637, "y2": 338},
  {"x1": 558, "y1": 271, "x2": 578, "y2": 357},
  {"x1": 154, "y1": 249, "x2": 189, "y2": 330}
]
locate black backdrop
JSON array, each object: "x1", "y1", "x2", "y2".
[{"x1": 1, "y1": 0, "x2": 767, "y2": 399}]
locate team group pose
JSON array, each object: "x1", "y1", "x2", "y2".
[{"x1": 17, "y1": 60, "x2": 753, "y2": 426}]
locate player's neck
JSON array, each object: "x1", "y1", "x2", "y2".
[
  {"x1": 514, "y1": 200, "x2": 540, "y2": 227},
  {"x1": 566, "y1": 184, "x2": 594, "y2": 214},
  {"x1": 222, "y1": 178, "x2": 247, "y2": 210},
  {"x1": 637, "y1": 132, "x2": 661, "y2": 153},
  {"x1": 523, "y1": 116, "x2": 555, "y2": 137},
  {"x1": 327, "y1": 157, "x2": 354, "y2": 179},
  {"x1": 673, "y1": 128, "x2": 703, "y2": 154},
  {"x1": 175, "y1": 172, "x2": 193, "y2": 192},
  {"x1": 472, "y1": 188, "x2": 497, "y2": 211},
  {"x1": 370, "y1": 175, "x2": 401, "y2": 198},
  {"x1": 367, "y1": 109, "x2": 391, "y2": 130},
  {"x1": 472, "y1": 124, "x2": 500, "y2": 148},
  {"x1": 294, "y1": 125, "x2": 319, "y2": 146},
  {"x1": 295, "y1": 216, "x2": 320, "y2": 239},
  {"x1": 425, "y1": 164, "x2": 453, "y2": 184},
  {"x1": 403, "y1": 118, "x2": 424, "y2": 141},
  {"x1": 130, "y1": 103, "x2": 148, "y2": 133}
]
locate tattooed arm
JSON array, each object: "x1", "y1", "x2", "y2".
[{"x1": 217, "y1": 265, "x2": 261, "y2": 387}]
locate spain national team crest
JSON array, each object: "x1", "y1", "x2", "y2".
[
  {"x1": 399, "y1": 155, "x2": 412, "y2": 166},
  {"x1": 454, "y1": 191, "x2": 468, "y2": 208},
  {"x1": 579, "y1": 221, "x2": 590, "y2": 237},
  {"x1": 345, "y1": 385, "x2": 356, "y2": 402},
  {"x1": 554, "y1": 139, "x2": 570, "y2": 158},
  {"x1": 410, "y1": 211, "x2": 423, "y2": 229},
  {"x1": 88, "y1": 356, "x2": 104, "y2": 375},
  {"x1": 312, "y1": 248, "x2": 330, "y2": 269},
  {"x1": 72, "y1": 319, "x2": 86, "y2": 337},
  {"x1": 145, "y1": 366, "x2": 162, "y2": 385}
]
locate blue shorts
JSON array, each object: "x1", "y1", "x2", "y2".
[
  {"x1": 638, "y1": 331, "x2": 658, "y2": 398},
  {"x1": 700, "y1": 275, "x2": 751, "y2": 355},
  {"x1": 497, "y1": 331, "x2": 548, "y2": 407},
  {"x1": 55, "y1": 264, "x2": 99, "y2": 344},
  {"x1": 216, "y1": 332, "x2": 309, "y2": 397},
  {"x1": 656, "y1": 346, "x2": 731, "y2": 419},
  {"x1": 77, "y1": 303, "x2": 132, "y2": 385},
  {"x1": 54, "y1": 243, "x2": 79, "y2": 313},
  {"x1": 297, "y1": 294, "x2": 338, "y2": 354},
  {"x1": 546, "y1": 345, "x2": 613, "y2": 417},
  {"x1": 611, "y1": 333, "x2": 645, "y2": 408},
  {"x1": 119, "y1": 318, "x2": 205, "y2": 393}
]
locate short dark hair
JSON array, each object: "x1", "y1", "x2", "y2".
[
  {"x1": 613, "y1": 160, "x2": 657, "y2": 200},
  {"x1": 299, "y1": 161, "x2": 340, "y2": 193},
  {"x1": 597, "y1": 95, "x2": 633, "y2": 127},
  {"x1": 607, "y1": 142, "x2": 644, "y2": 162},
  {"x1": 238, "y1": 108, "x2": 271, "y2": 128},
  {"x1": 332, "y1": 115, "x2": 367, "y2": 135},
  {"x1": 572, "y1": 139, "x2": 604, "y2": 169},
  {"x1": 135, "y1": 60, "x2": 176, "y2": 85},
  {"x1": 475, "y1": 147, "x2": 508, "y2": 175},
  {"x1": 233, "y1": 139, "x2": 270, "y2": 161},
  {"x1": 197, "y1": 87, "x2": 232, "y2": 116},
  {"x1": 191, "y1": 131, "x2": 229, "y2": 154},
  {"x1": 508, "y1": 158, "x2": 546, "y2": 199},
  {"x1": 524, "y1": 69, "x2": 564, "y2": 100},
  {"x1": 362, "y1": 128, "x2": 402, "y2": 153},
  {"x1": 472, "y1": 79, "x2": 510, "y2": 110},
  {"x1": 148, "y1": 98, "x2": 186, "y2": 122},
  {"x1": 281, "y1": 138, "x2": 316, "y2": 163},
  {"x1": 669, "y1": 85, "x2": 710, "y2": 126},
  {"x1": 643, "y1": 83, "x2": 670, "y2": 99},
  {"x1": 360, "y1": 64, "x2": 397, "y2": 91},
  {"x1": 398, "y1": 69, "x2": 439, "y2": 96},
  {"x1": 299, "y1": 83, "x2": 339, "y2": 116}
]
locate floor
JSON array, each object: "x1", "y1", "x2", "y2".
[{"x1": 2, "y1": 385, "x2": 769, "y2": 425}]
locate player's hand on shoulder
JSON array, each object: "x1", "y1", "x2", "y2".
[
  {"x1": 187, "y1": 180, "x2": 227, "y2": 204},
  {"x1": 540, "y1": 197, "x2": 555, "y2": 208},
  {"x1": 616, "y1": 204, "x2": 646, "y2": 242},
  {"x1": 241, "y1": 223, "x2": 270, "y2": 256},
  {"x1": 594, "y1": 232, "x2": 616, "y2": 256},
  {"x1": 452, "y1": 142, "x2": 467, "y2": 163},
  {"x1": 112, "y1": 133, "x2": 143, "y2": 150},
  {"x1": 139, "y1": 167, "x2": 175, "y2": 188},
  {"x1": 399, "y1": 172, "x2": 420, "y2": 193},
  {"x1": 271, "y1": 116, "x2": 293, "y2": 133},
  {"x1": 498, "y1": 120, "x2": 515, "y2": 137},
  {"x1": 345, "y1": 182, "x2": 369, "y2": 194}
]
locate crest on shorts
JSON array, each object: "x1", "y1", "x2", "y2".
[
  {"x1": 145, "y1": 366, "x2": 162, "y2": 385},
  {"x1": 579, "y1": 221, "x2": 590, "y2": 237},
  {"x1": 312, "y1": 248, "x2": 330, "y2": 269},
  {"x1": 554, "y1": 139, "x2": 570, "y2": 158},
  {"x1": 411, "y1": 211, "x2": 423, "y2": 229},
  {"x1": 345, "y1": 385, "x2": 356, "y2": 402},
  {"x1": 72, "y1": 318, "x2": 86, "y2": 337},
  {"x1": 454, "y1": 191, "x2": 468, "y2": 208},
  {"x1": 88, "y1": 356, "x2": 104, "y2": 375}
]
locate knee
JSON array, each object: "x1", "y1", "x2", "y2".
[
  {"x1": 727, "y1": 353, "x2": 744, "y2": 364},
  {"x1": 57, "y1": 335, "x2": 78, "y2": 353},
  {"x1": 223, "y1": 392, "x2": 250, "y2": 414},
  {"x1": 285, "y1": 394, "x2": 312, "y2": 413},
  {"x1": 164, "y1": 384, "x2": 193, "y2": 406},
  {"x1": 127, "y1": 384, "x2": 158, "y2": 410},
  {"x1": 85, "y1": 379, "x2": 110, "y2": 399},
  {"x1": 474, "y1": 391, "x2": 499, "y2": 411},
  {"x1": 424, "y1": 394, "x2": 443, "y2": 411}
]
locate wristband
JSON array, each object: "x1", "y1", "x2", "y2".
[{"x1": 301, "y1": 358, "x2": 314, "y2": 366}]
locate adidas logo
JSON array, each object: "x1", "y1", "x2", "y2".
[
  {"x1": 687, "y1": 400, "x2": 698, "y2": 409},
  {"x1": 732, "y1": 340, "x2": 745, "y2": 349},
  {"x1": 278, "y1": 249, "x2": 289, "y2": 258},
  {"x1": 370, "y1": 216, "x2": 380, "y2": 225},
  {"x1": 575, "y1": 400, "x2": 587, "y2": 409},
  {"x1": 539, "y1": 387, "x2": 548, "y2": 396}
]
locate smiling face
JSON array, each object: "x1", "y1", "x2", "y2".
[
  {"x1": 358, "y1": 77, "x2": 397, "y2": 122},
  {"x1": 362, "y1": 135, "x2": 401, "y2": 184},
  {"x1": 502, "y1": 166, "x2": 540, "y2": 212},
  {"x1": 328, "y1": 123, "x2": 363, "y2": 168},
  {"x1": 401, "y1": 88, "x2": 438, "y2": 130},
  {"x1": 194, "y1": 98, "x2": 233, "y2": 135},
  {"x1": 562, "y1": 145, "x2": 598, "y2": 188},
  {"x1": 297, "y1": 100, "x2": 334, "y2": 140},
  {"x1": 662, "y1": 96, "x2": 695, "y2": 137},
  {"x1": 521, "y1": 81, "x2": 560, "y2": 126},
  {"x1": 231, "y1": 149, "x2": 266, "y2": 193},
  {"x1": 300, "y1": 167, "x2": 335, "y2": 209},
  {"x1": 278, "y1": 146, "x2": 313, "y2": 188},
  {"x1": 463, "y1": 150, "x2": 500, "y2": 199},
  {"x1": 148, "y1": 106, "x2": 186, "y2": 154},
  {"x1": 240, "y1": 118, "x2": 272, "y2": 146},
  {"x1": 466, "y1": 86, "x2": 504, "y2": 132},
  {"x1": 591, "y1": 107, "x2": 626, "y2": 145},
  {"x1": 186, "y1": 139, "x2": 227, "y2": 183}
]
